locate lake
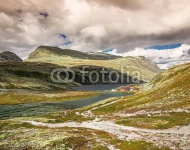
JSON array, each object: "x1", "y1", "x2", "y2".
[
  {"x1": 0, "y1": 84, "x2": 129, "y2": 119},
  {"x1": 43, "y1": 84, "x2": 130, "y2": 109},
  {"x1": 71, "y1": 84, "x2": 128, "y2": 91}
]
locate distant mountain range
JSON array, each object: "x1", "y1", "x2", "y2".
[
  {"x1": 26, "y1": 46, "x2": 161, "y2": 82},
  {"x1": 0, "y1": 46, "x2": 161, "y2": 90}
]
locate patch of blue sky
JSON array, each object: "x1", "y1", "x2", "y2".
[
  {"x1": 102, "y1": 47, "x2": 115, "y2": 53},
  {"x1": 145, "y1": 43, "x2": 182, "y2": 50},
  {"x1": 59, "y1": 34, "x2": 67, "y2": 39}
]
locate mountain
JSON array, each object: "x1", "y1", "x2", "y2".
[
  {"x1": 147, "y1": 62, "x2": 190, "y2": 92},
  {"x1": 91, "y1": 63, "x2": 190, "y2": 115},
  {"x1": 88, "y1": 62, "x2": 190, "y2": 133},
  {"x1": 27, "y1": 46, "x2": 120, "y2": 60},
  {"x1": 26, "y1": 46, "x2": 161, "y2": 82},
  {"x1": 0, "y1": 51, "x2": 22, "y2": 62},
  {"x1": 0, "y1": 46, "x2": 161, "y2": 90},
  {"x1": 0, "y1": 62, "x2": 69, "y2": 90},
  {"x1": 0, "y1": 62, "x2": 139, "y2": 90},
  {"x1": 137, "y1": 62, "x2": 190, "y2": 111}
]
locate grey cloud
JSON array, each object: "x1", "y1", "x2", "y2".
[
  {"x1": 1, "y1": 0, "x2": 190, "y2": 58},
  {"x1": 81, "y1": 0, "x2": 143, "y2": 10},
  {"x1": 0, "y1": 0, "x2": 67, "y2": 57}
]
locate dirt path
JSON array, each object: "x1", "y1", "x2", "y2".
[{"x1": 24, "y1": 120, "x2": 190, "y2": 150}]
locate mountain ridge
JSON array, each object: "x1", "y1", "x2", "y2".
[
  {"x1": 0, "y1": 46, "x2": 162, "y2": 90},
  {"x1": 26, "y1": 46, "x2": 161, "y2": 82},
  {"x1": 0, "y1": 62, "x2": 141, "y2": 90},
  {"x1": 27, "y1": 46, "x2": 121, "y2": 60}
]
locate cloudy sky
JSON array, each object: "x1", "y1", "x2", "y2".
[{"x1": 0, "y1": 0, "x2": 190, "y2": 68}]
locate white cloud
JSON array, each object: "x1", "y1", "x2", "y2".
[
  {"x1": 107, "y1": 44, "x2": 190, "y2": 69},
  {"x1": 80, "y1": 24, "x2": 106, "y2": 38}
]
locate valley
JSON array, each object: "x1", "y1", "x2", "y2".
[
  {"x1": 1, "y1": 1, "x2": 190, "y2": 149},
  {"x1": 0, "y1": 46, "x2": 189, "y2": 150}
]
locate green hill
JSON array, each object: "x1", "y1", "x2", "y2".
[
  {"x1": 148, "y1": 62, "x2": 190, "y2": 91},
  {"x1": 90, "y1": 62, "x2": 190, "y2": 129}
]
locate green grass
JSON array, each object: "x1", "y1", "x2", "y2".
[
  {"x1": 112, "y1": 140, "x2": 170, "y2": 150},
  {"x1": 0, "y1": 90, "x2": 101, "y2": 105},
  {"x1": 116, "y1": 112, "x2": 190, "y2": 129},
  {"x1": 91, "y1": 93, "x2": 150, "y2": 114},
  {"x1": 0, "y1": 121, "x2": 34, "y2": 130},
  {"x1": 93, "y1": 146, "x2": 109, "y2": 150},
  {"x1": 44, "y1": 111, "x2": 94, "y2": 123},
  {"x1": 0, "y1": 103, "x2": 62, "y2": 120},
  {"x1": 92, "y1": 66, "x2": 190, "y2": 115}
]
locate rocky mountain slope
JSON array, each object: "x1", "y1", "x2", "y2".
[
  {"x1": 26, "y1": 46, "x2": 161, "y2": 82},
  {"x1": 0, "y1": 51, "x2": 22, "y2": 62}
]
